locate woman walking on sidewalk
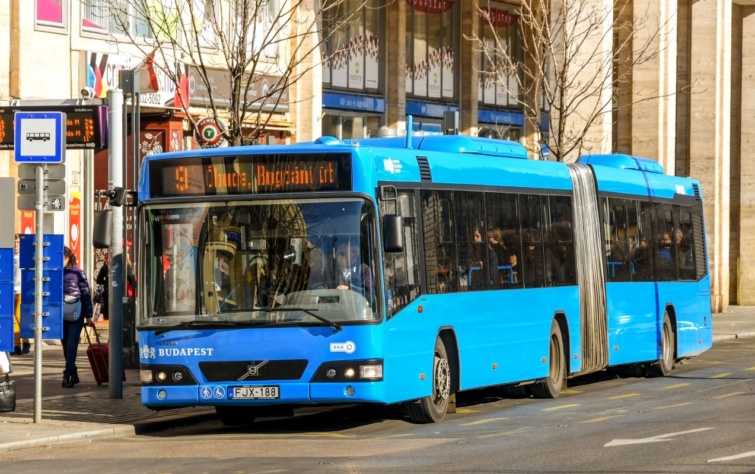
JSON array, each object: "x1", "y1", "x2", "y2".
[{"x1": 62, "y1": 247, "x2": 93, "y2": 388}]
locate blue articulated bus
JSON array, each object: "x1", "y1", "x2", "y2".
[{"x1": 135, "y1": 131, "x2": 712, "y2": 424}]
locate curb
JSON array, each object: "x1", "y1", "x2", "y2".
[
  {"x1": 713, "y1": 332, "x2": 755, "y2": 343},
  {"x1": 0, "y1": 411, "x2": 216, "y2": 453},
  {"x1": 0, "y1": 425, "x2": 136, "y2": 453}
]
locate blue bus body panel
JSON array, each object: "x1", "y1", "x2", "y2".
[
  {"x1": 605, "y1": 282, "x2": 660, "y2": 365},
  {"x1": 658, "y1": 277, "x2": 713, "y2": 357},
  {"x1": 383, "y1": 286, "x2": 581, "y2": 402},
  {"x1": 140, "y1": 325, "x2": 390, "y2": 408}
]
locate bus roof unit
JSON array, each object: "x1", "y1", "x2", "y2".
[
  {"x1": 352, "y1": 135, "x2": 529, "y2": 160},
  {"x1": 578, "y1": 154, "x2": 664, "y2": 174}
]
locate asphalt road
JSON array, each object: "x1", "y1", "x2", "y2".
[{"x1": 4, "y1": 337, "x2": 754, "y2": 474}]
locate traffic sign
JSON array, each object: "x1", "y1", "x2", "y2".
[
  {"x1": 18, "y1": 163, "x2": 66, "y2": 179},
  {"x1": 18, "y1": 179, "x2": 66, "y2": 195},
  {"x1": 14, "y1": 111, "x2": 66, "y2": 163},
  {"x1": 17, "y1": 194, "x2": 67, "y2": 212}
]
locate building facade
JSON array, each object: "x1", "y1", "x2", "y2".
[{"x1": 0, "y1": 0, "x2": 752, "y2": 311}]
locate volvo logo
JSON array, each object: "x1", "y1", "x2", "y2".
[{"x1": 238, "y1": 361, "x2": 269, "y2": 381}]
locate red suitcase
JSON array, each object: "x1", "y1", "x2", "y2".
[{"x1": 84, "y1": 321, "x2": 125, "y2": 385}]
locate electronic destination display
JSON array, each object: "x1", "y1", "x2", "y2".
[{"x1": 149, "y1": 153, "x2": 353, "y2": 198}]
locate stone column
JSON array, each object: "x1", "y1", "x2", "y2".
[
  {"x1": 688, "y1": 0, "x2": 731, "y2": 312},
  {"x1": 737, "y1": 6, "x2": 755, "y2": 304},
  {"x1": 551, "y1": 0, "x2": 614, "y2": 162},
  {"x1": 459, "y1": 0, "x2": 479, "y2": 137},
  {"x1": 629, "y1": 0, "x2": 677, "y2": 172},
  {"x1": 292, "y1": 0, "x2": 322, "y2": 142},
  {"x1": 385, "y1": 1, "x2": 406, "y2": 131}
]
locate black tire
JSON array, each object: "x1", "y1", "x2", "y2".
[
  {"x1": 530, "y1": 320, "x2": 565, "y2": 399},
  {"x1": 405, "y1": 338, "x2": 451, "y2": 423},
  {"x1": 647, "y1": 312, "x2": 675, "y2": 377},
  {"x1": 215, "y1": 406, "x2": 259, "y2": 426},
  {"x1": 499, "y1": 384, "x2": 531, "y2": 398}
]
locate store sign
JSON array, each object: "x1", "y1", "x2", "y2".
[
  {"x1": 188, "y1": 67, "x2": 289, "y2": 112},
  {"x1": 194, "y1": 117, "x2": 227, "y2": 148}
]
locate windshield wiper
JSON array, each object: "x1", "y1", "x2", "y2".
[
  {"x1": 154, "y1": 320, "x2": 268, "y2": 336},
  {"x1": 259, "y1": 307, "x2": 343, "y2": 332}
]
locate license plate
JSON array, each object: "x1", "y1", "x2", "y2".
[{"x1": 230, "y1": 385, "x2": 280, "y2": 400}]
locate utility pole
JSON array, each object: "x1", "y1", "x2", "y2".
[{"x1": 107, "y1": 90, "x2": 124, "y2": 398}]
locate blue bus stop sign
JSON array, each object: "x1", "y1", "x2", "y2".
[{"x1": 14, "y1": 111, "x2": 66, "y2": 163}]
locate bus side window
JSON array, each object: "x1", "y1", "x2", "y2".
[{"x1": 520, "y1": 195, "x2": 545, "y2": 288}]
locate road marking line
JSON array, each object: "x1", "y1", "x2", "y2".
[
  {"x1": 580, "y1": 415, "x2": 620, "y2": 423},
  {"x1": 300, "y1": 432, "x2": 353, "y2": 438},
  {"x1": 607, "y1": 393, "x2": 640, "y2": 400},
  {"x1": 661, "y1": 383, "x2": 690, "y2": 390},
  {"x1": 655, "y1": 402, "x2": 692, "y2": 410},
  {"x1": 542, "y1": 403, "x2": 580, "y2": 412},
  {"x1": 562, "y1": 389, "x2": 582, "y2": 394},
  {"x1": 714, "y1": 392, "x2": 745, "y2": 399},
  {"x1": 709, "y1": 373, "x2": 732, "y2": 378},
  {"x1": 455, "y1": 408, "x2": 477, "y2": 414},
  {"x1": 461, "y1": 417, "x2": 509, "y2": 426},
  {"x1": 478, "y1": 429, "x2": 530, "y2": 439},
  {"x1": 747, "y1": 366, "x2": 755, "y2": 371},
  {"x1": 708, "y1": 450, "x2": 755, "y2": 463}
]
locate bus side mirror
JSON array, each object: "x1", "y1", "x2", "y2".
[{"x1": 383, "y1": 214, "x2": 404, "y2": 253}]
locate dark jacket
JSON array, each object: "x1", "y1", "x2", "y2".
[{"x1": 64, "y1": 266, "x2": 94, "y2": 319}]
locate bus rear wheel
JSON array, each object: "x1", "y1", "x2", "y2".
[
  {"x1": 405, "y1": 338, "x2": 451, "y2": 423},
  {"x1": 647, "y1": 312, "x2": 675, "y2": 377},
  {"x1": 530, "y1": 320, "x2": 565, "y2": 399}
]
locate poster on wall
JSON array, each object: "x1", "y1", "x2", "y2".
[
  {"x1": 19, "y1": 210, "x2": 34, "y2": 236},
  {"x1": 68, "y1": 192, "x2": 81, "y2": 266}
]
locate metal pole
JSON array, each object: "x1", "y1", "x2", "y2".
[
  {"x1": 33, "y1": 164, "x2": 45, "y2": 423},
  {"x1": 108, "y1": 89, "x2": 124, "y2": 398}
]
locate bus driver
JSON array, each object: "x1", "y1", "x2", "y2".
[{"x1": 335, "y1": 242, "x2": 373, "y2": 300}]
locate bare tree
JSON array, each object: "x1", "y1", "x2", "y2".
[
  {"x1": 470, "y1": 0, "x2": 666, "y2": 162},
  {"x1": 81, "y1": 0, "x2": 368, "y2": 146}
]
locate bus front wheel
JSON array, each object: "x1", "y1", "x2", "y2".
[
  {"x1": 405, "y1": 338, "x2": 451, "y2": 423},
  {"x1": 647, "y1": 312, "x2": 675, "y2": 377},
  {"x1": 530, "y1": 320, "x2": 565, "y2": 399}
]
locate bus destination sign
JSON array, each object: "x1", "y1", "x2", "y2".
[
  {"x1": 0, "y1": 105, "x2": 107, "y2": 150},
  {"x1": 149, "y1": 154, "x2": 352, "y2": 198}
]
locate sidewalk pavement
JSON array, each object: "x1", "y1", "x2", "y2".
[{"x1": 2, "y1": 307, "x2": 755, "y2": 453}]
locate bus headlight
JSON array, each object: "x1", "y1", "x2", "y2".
[
  {"x1": 359, "y1": 364, "x2": 383, "y2": 380},
  {"x1": 311, "y1": 359, "x2": 383, "y2": 382},
  {"x1": 140, "y1": 364, "x2": 198, "y2": 386}
]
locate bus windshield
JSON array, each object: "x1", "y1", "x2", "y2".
[{"x1": 139, "y1": 198, "x2": 379, "y2": 328}]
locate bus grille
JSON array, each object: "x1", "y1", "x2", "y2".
[{"x1": 199, "y1": 360, "x2": 309, "y2": 382}]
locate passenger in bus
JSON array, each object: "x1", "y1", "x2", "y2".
[
  {"x1": 506, "y1": 252, "x2": 520, "y2": 287},
  {"x1": 631, "y1": 237, "x2": 652, "y2": 279},
  {"x1": 488, "y1": 227, "x2": 507, "y2": 287},
  {"x1": 522, "y1": 237, "x2": 545, "y2": 288},
  {"x1": 655, "y1": 232, "x2": 675, "y2": 280},
  {"x1": 335, "y1": 242, "x2": 374, "y2": 303},
  {"x1": 674, "y1": 229, "x2": 693, "y2": 271},
  {"x1": 548, "y1": 242, "x2": 575, "y2": 285},
  {"x1": 468, "y1": 228, "x2": 486, "y2": 289}
]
